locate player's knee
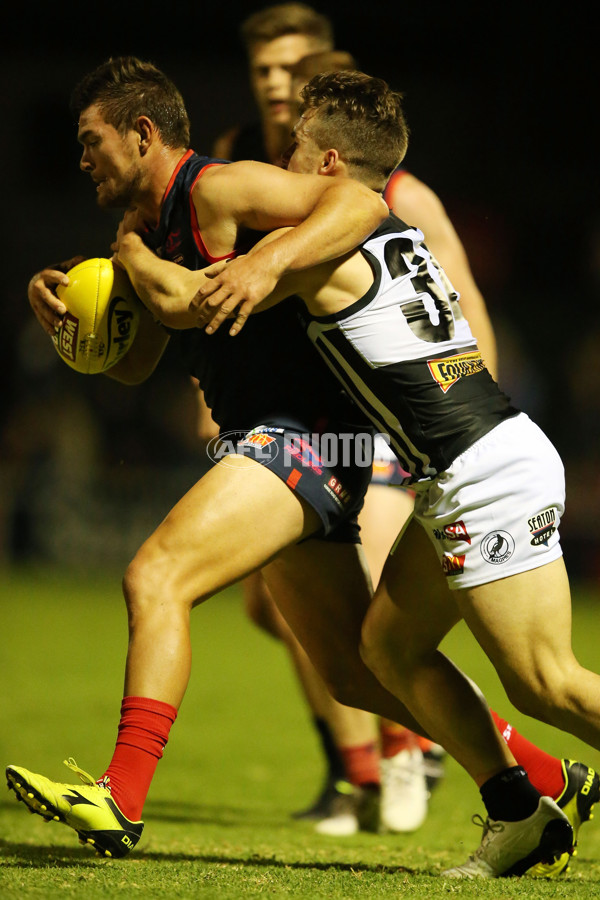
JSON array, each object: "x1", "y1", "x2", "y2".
[
  {"x1": 359, "y1": 607, "x2": 381, "y2": 670},
  {"x1": 122, "y1": 545, "x2": 182, "y2": 620},
  {"x1": 358, "y1": 629, "x2": 381, "y2": 680},
  {"x1": 309, "y1": 655, "x2": 362, "y2": 707},
  {"x1": 359, "y1": 614, "x2": 411, "y2": 684},
  {"x1": 123, "y1": 552, "x2": 156, "y2": 619},
  {"x1": 501, "y1": 662, "x2": 573, "y2": 719}
]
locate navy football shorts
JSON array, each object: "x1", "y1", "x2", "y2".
[{"x1": 210, "y1": 423, "x2": 374, "y2": 543}]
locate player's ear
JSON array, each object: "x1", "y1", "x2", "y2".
[
  {"x1": 135, "y1": 116, "x2": 154, "y2": 155},
  {"x1": 320, "y1": 148, "x2": 339, "y2": 176}
]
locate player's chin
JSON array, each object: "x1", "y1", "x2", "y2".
[{"x1": 96, "y1": 185, "x2": 128, "y2": 210}]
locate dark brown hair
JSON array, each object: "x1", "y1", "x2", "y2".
[
  {"x1": 70, "y1": 56, "x2": 190, "y2": 149},
  {"x1": 241, "y1": 3, "x2": 333, "y2": 52},
  {"x1": 291, "y1": 50, "x2": 358, "y2": 81},
  {"x1": 300, "y1": 71, "x2": 409, "y2": 189}
]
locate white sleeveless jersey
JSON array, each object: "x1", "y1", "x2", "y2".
[{"x1": 303, "y1": 214, "x2": 517, "y2": 484}]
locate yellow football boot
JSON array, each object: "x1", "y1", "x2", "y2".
[{"x1": 6, "y1": 758, "x2": 143, "y2": 858}]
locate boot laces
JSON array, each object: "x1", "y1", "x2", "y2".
[
  {"x1": 470, "y1": 813, "x2": 504, "y2": 857},
  {"x1": 63, "y1": 757, "x2": 110, "y2": 792}
]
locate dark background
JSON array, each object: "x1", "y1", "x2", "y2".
[{"x1": 2, "y1": 2, "x2": 599, "y2": 576}]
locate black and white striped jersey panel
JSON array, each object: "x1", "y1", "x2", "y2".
[{"x1": 304, "y1": 218, "x2": 516, "y2": 484}]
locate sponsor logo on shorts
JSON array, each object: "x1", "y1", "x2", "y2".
[
  {"x1": 240, "y1": 432, "x2": 275, "y2": 448},
  {"x1": 427, "y1": 351, "x2": 485, "y2": 393},
  {"x1": 206, "y1": 429, "x2": 280, "y2": 468},
  {"x1": 284, "y1": 436, "x2": 324, "y2": 474},
  {"x1": 281, "y1": 433, "x2": 373, "y2": 470},
  {"x1": 205, "y1": 429, "x2": 374, "y2": 471},
  {"x1": 286, "y1": 469, "x2": 302, "y2": 490},
  {"x1": 480, "y1": 530, "x2": 515, "y2": 565},
  {"x1": 324, "y1": 476, "x2": 351, "y2": 508},
  {"x1": 442, "y1": 553, "x2": 466, "y2": 576},
  {"x1": 433, "y1": 520, "x2": 472, "y2": 545},
  {"x1": 527, "y1": 507, "x2": 558, "y2": 546}
]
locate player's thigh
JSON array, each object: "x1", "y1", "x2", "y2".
[
  {"x1": 455, "y1": 556, "x2": 577, "y2": 686},
  {"x1": 358, "y1": 484, "x2": 414, "y2": 586},
  {"x1": 242, "y1": 570, "x2": 290, "y2": 639},
  {"x1": 363, "y1": 519, "x2": 461, "y2": 661},
  {"x1": 130, "y1": 454, "x2": 321, "y2": 605},
  {"x1": 261, "y1": 538, "x2": 372, "y2": 673}
]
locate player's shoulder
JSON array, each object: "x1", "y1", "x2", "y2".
[
  {"x1": 385, "y1": 169, "x2": 446, "y2": 222},
  {"x1": 194, "y1": 158, "x2": 291, "y2": 201},
  {"x1": 190, "y1": 160, "x2": 278, "y2": 223},
  {"x1": 196, "y1": 158, "x2": 269, "y2": 182}
]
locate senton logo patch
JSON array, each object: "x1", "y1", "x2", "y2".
[
  {"x1": 428, "y1": 351, "x2": 485, "y2": 393},
  {"x1": 528, "y1": 507, "x2": 558, "y2": 547}
]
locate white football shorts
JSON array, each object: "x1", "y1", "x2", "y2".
[{"x1": 410, "y1": 413, "x2": 565, "y2": 589}]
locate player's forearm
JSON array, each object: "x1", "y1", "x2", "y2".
[
  {"x1": 116, "y1": 233, "x2": 204, "y2": 329},
  {"x1": 257, "y1": 180, "x2": 387, "y2": 278}
]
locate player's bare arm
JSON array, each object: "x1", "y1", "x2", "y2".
[
  {"x1": 28, "y1": 255, "x2": 87, "y2": 335},
  {"x1": 387, "y1": 172, "x2": 498, "y2": 379},
  {"x1": 115, "y1": 231, "x2": 213, "y2": 329},
  {"x1": 208, "y1": 227, "x2": 375, "y2": 335},
  {"x1": 190, "y1": 160, "x2": 387, "y2": 332}
]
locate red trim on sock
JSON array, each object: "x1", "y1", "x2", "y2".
[
  {"x1": 339, "y1": 741, "x2": 380, "y2": 786},
  {"x1": 100, "y1": 696, "x2": 177, "y2": 821},
  {"x1": 491, "y1": 709, "x2": 565, "y2": 799},
  {"x1": 380, "y1": 725, "x2": 420, "y2": 759}
]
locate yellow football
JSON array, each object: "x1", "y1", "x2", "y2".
[{"x1": 54, "y1": 257, "x2": 142, "y2": 374}]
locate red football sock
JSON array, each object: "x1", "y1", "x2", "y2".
[
  {"x1": 380, "y1": 724, "x2": 420, "y2": 759},
  {"x1": 339, "y1": 741, "x2": 380, "y2": 786},
  {"x1": 99, "y1": 696, "x2": 177, "y2": 821},
  {"x1": 491, "y1": 709, "x2": 565, "y2": 799}
]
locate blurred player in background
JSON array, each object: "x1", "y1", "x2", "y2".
[{"x1": 213, "y1": 2, "x2": 334, "y2": 165}]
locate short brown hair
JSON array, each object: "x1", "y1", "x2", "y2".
[
  {"x1": 300, "y1": 71, "x2": 409, "y2": 190},
  {"x1": 241, "y1": 3, "x2": 334, "y2": 52},
  {"x1": 70, "y1": 56, "x2": 190, "y2": 149},
  {"x1": 291, "y1": 50, "x2": 358, "y2": 82}
]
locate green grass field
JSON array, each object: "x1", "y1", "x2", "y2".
[{"x1": 1, "y1": 566, "x2": 599, "y2": 898}]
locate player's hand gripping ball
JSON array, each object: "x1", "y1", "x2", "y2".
[{"x1": 53, "y1": 258, "x2": 142, "y2": 374}]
